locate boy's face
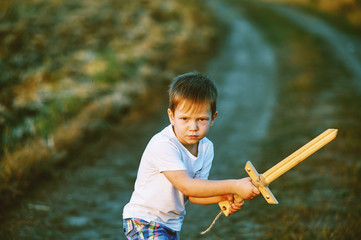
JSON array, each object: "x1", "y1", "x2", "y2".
[{"x1": 168, "y1": 100, "x2": 217, "y2": 152}]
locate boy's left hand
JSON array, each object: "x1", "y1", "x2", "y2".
[{"x1": 226, "y1": 194, "x2": 244, "y2": 215}]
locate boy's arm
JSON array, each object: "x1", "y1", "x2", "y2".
[
  {"x1": 162, "y1": 170, "x2": 259, "y2": 200},
  {"x1": 188, "y1": 195, "x2": 227, "y2": 205}
]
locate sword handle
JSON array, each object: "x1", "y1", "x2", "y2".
[{"x1": 218, "y1": 194, "x2": 243, "y2": 216}]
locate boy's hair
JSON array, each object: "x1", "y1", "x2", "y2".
[{"x1": 169, "y1": 72, "x2": 218, "y2": 115}]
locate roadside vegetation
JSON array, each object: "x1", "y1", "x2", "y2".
[
  {"x1": 0, "y1": 0, "x2": 218, "y2": 210},
  {"x1": 232, "y1": 1, "x2": 361, "y2": 239}
]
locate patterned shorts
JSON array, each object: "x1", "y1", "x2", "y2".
[{"x1": 123, "y1": 218, "x2": 180, "y2": 240}]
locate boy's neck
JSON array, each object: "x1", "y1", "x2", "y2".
[{"x1": 185, "y1": 143, "x2": 198, "y2": 157}]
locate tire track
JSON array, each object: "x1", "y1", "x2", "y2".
[{"x1": 270, "y1": 4, "x2": 361, "y2": 91}]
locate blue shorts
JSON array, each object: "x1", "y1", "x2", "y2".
[{"x1": 123, "y1": 218, "x2": 180, "y2": 240}]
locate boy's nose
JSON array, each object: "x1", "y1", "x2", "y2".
[{"x1": 189, "y1": 120, "x2": 199, "y2": 130}]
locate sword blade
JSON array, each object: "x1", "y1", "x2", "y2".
[{"x1": 262, "y1": 129, "x2": 338, "y2": 184}]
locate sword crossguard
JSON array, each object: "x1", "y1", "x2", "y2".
[{"x1": 245, "y1": 161, "x2": 278, "y2": 204}]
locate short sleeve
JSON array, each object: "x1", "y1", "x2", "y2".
[{"x1": 145, "y1": 140, "x2": 187, "y2": 173}]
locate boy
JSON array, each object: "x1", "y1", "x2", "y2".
[{"x1": 123, "y1": 72, "x2": 260, "y2": 239}]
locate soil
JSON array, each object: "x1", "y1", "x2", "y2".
[{"x1": 1, "y1": 0, "x2": 361, "y2": 239}]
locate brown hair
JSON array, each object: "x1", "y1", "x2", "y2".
[{"x1": 169, "y1": 72, "x2": 218, "y2": 115}]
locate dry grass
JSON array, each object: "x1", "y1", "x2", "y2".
[{"x1": 0, "y1": 0, "x2": 218, "y2": 208}]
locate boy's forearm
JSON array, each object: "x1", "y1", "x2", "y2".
[
  {"x1": 163, "y1": 170, "x2": 238, "y2": 198},
  {"x1": 163, "y1": 170, "x2": 259, "y2": 202},
  {"x1": 163, "y1": 170, "x2": 260, "y2": 200},
  {"x1": 188, "y1": 195, "x2": 227, "y2": 205},
  {"x1": 183, "y1": 178, "x2": 238, "y2": 198}
]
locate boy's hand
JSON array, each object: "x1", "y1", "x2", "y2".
[
  {"x1": 225, "y1": 194, "x2": 244, "y2": 215},
  {"x1": 236, "y1": 177, "x2": 260, "y2": 200}
]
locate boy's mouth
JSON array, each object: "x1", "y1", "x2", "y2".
[{"x1": 187, "y1": 135, "x2": 199, "y2": 139}]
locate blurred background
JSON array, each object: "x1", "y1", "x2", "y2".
[{"x1": 1, "y1": 0, "x2": 360, "y2": 239}]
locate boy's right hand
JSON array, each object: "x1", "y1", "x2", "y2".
[{"x1": 235, "y1": 177, "x2": 260, "y2": 200}]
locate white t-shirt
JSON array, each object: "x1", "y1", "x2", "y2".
[{"x1": 122, "y1": 125, "x2": 214, "y2": 231}]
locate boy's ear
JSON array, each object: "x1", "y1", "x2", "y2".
[
  {"x1": 210, "y1": 111, "x2": 218, "y2": 126},
  {"x1": 167, "y1": 108, "x2": 175, "y2": 126}
]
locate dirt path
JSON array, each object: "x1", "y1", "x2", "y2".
[
  {"x1": 206, "y1": 0, "x2": 277, "y2": 165},
  {"x1": 2, "y1": 1, "x2": 360, "y2": 239},
  {"x1": 182, "y1": 1, "x2": 278, "y2": 239}
]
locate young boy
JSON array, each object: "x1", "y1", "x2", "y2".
[{"x1": 123, "y1": 72, "x2": 260, "y2": 239}]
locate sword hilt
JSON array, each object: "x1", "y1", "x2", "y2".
[{"x1": 218, "y1": 194, "x2": 243, "y2": 217}]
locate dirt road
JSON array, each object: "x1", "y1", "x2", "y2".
[{"x1": 2, "y1": 0, "x2": 361, "y2": 239}]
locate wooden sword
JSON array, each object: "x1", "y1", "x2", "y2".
[{"x1": 219, "y1": 128, "x2": 338, "y2": 216}]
